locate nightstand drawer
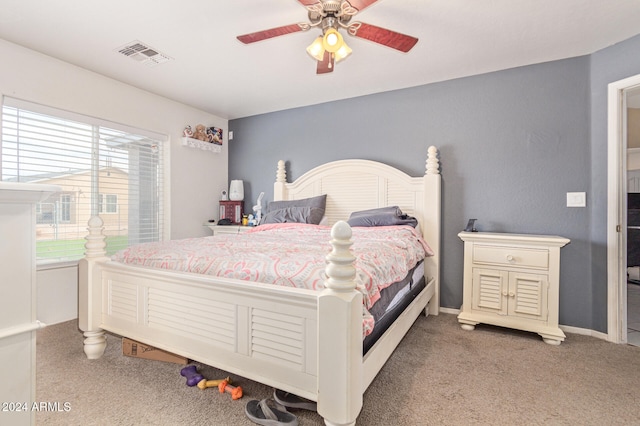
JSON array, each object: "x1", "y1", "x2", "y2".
[{"x1": 473, "y1": 245, "x2": 548, "y2": 268}]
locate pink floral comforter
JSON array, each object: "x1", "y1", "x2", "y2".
[{"x1": 112, "y1": 223, "x2": 434, "y2": 336}]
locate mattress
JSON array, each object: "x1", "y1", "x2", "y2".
[{"x1": 363, "y1": 262, "x2": 426, "y2": 354}]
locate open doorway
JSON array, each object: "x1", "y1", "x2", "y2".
[
  {"x1": 626, "y1": 90, "x2": 640, "y2": 346},
  {"x1": 607, "y1": 73, "x2": 640, "y2": 345}
]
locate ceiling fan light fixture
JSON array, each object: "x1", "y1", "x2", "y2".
[
  {"x1": 334, "y1": 42, "x2": 352, "y2": 63},
  {"x1": 306, "y1": 36, "x2": 325, "y2": 61},
  {"x1": 322, "y1": 28, "x2": 344, "y2": 53}
]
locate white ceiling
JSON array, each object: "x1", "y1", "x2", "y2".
[{"x1": 1, "y1": 0, "x2": 640, "y2": 120}]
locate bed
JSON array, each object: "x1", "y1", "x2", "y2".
[{"x1": 78, "y1": 146, "x2": 441, "y2": 426}]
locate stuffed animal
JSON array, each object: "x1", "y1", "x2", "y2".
[
  {"x1": 193, "y1": 124, "x2": 207, "y2": 141},
  {"x1": 183, "y1": 125, "x2": 193, "y2": 138}
]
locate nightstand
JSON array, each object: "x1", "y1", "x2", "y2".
[
  {"x1": 205, "y1": 224, "x2": 253, "y2": 236},
  {"x1": 457, "y1": 231, "x2": 570, "y2": 345}
]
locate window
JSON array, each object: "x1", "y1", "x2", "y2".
[
  {"x1": 59, "y1": 193, "x2": 73, "y2": 223},
  {"x1": 99, "y1": 193, "x2": 118, "y2": 214},
  {"x1": 1, "y1": 97, "x2": 166, "y2": 265}
]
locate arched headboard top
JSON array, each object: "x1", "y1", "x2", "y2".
[{"x1": 273, "y1": 146, "x2": 440, "y2": 228}]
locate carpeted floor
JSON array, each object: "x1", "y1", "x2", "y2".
[{"x1": 35, "y1": 313, "x2": 640, "y2": 425}]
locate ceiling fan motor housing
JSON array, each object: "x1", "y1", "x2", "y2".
[
  {"x1": 323, "y1": 1, "x2": 342, "y2": 13},
  {"x1": 310, "y1": 1, "x2": 353, "y2": 27}
]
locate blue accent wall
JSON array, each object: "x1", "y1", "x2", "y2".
[{"x1": 230, "y1": 34, "x2": 640, "y2": 332}]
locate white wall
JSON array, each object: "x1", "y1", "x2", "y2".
[{"x1": 0, "y1": 39, "x2": 228, "y2": 324}]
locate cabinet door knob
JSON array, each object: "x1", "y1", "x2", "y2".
[
  {"x1": 509, "y1": 292, "x2": 515, "y2": 297},
  {"x1": 506, "y1": 254, "x2": 515, "y2": 262}
]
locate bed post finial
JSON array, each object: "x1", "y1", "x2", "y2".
[
  {"x1": 324, "y1": 221, "x2": 356, "y2": 291},
  {"x1": 318, "y1": 221, "x2": 362, "y2": 426},
  {"x1": 426, "y1": 146, "x2": 440, "y2": 175},
  {"x1": 276, "y1": 160, "x2": 286, "y2": 183},
  {"x1": 274, "y1": 160, "x2": 287, "y2": 201},
  {"x1": 84, "y1": 215, "x2": 106, "y2": 258}
]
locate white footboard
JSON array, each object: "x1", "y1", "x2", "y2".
[{"x1": 79, "y1": 218, "x2": 365, "y2": 425}]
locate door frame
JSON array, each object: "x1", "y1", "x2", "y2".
[{"x1": 607, "y1": 73, "x2": 640, "y2": 343}]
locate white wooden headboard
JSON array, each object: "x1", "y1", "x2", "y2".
[{"x1": 273, "y1": 146, "x2": 441, "y2": 313}]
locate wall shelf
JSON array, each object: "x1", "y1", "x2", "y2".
[{"x1": 182, "y1": 137, "x2": 221, "y2": 153}]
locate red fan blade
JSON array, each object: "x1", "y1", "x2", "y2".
[
  {"x1": 347, "y1": 0, "x2": 380, "y2": 12},
  {"x1": 316, "y1": 51, "x2": 334, "y2": 74},
  {"x1": 237, "y1": 24, "x2": 305, "y2": 44},
  {"x1": 349, "y1": 22, "x2": 418, "y2": 52}
]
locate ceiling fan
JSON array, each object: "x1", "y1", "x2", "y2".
[{"x1": 236, "y1": 0, "x2": 419, "y2": 74}]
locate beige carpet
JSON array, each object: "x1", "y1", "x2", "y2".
[{"x1": 36, "y1": 313, "x2": 640, "y2": 425}]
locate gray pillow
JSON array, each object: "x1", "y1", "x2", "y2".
[
  {"x1": 347, "y1": 206, "x2": 418, "y2": 228},
  {"x1": 264, "y1": 194, "x2": 327, "y2": 225},
  {"x1": 262, "y1": 206, "x2": 313, "y2": 224}
]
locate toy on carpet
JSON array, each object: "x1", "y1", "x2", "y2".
[
  {"x1": 218, "y1": 379, "x2": 243, "y2": 400},
  {"x1": 180, "y1": 365, "x2": 204, "y2": 387},
  {"x1": 197, "y1": 376, "x2": 231, "y2": 390}
]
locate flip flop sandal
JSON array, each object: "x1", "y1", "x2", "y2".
[
  {"x1": 273, "y1": 389, "x2": 317, "y2": 412},
  {"x1": 245, "y1": 399, "x2": 298, "y2": 426}
]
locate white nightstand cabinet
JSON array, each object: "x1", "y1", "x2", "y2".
[
  {"x1": 457, "y1": 232, "x2": 570, "y2": 345},
  {"x1": 205, "y1": 224, "x2": 253, "y2": 236}
]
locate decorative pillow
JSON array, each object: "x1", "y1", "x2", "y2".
[
  {"x1": 262, "y1": 194, "x2": 327, "y2": 225},
  {"x1": 261, "y1": 206, "x2": 312, "y2": 224},
  {"x1": 347, "y1": 206, "x2": 418, "y2": 228}
]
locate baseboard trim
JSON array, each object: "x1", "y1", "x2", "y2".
[
  {"x1": 439, "y1": 307, "x2": 459, "y2": 315},
  {"x1": 560, "y1": 324, "x2": 608, "y2": 341}
]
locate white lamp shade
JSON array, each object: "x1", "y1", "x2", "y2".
[{"x1": 229, "y1": 180, "x2": 244, "y2": 201}]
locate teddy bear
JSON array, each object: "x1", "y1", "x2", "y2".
[{"x1": 193, "y1": 124, "x2": 208, "y2": 141}]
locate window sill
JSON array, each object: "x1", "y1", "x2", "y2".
[{"x1": 37, "y1": 260, "x2": 79, "y2": 271}]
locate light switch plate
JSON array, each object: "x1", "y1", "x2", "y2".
[{"x1": 567, "y1": 192, "x2": 586, "y2": 207}]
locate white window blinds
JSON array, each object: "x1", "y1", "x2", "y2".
[{"x1": 1, "y1": 97, "x2": 166, "y2": 266}]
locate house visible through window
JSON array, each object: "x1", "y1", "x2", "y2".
[{"x1": 1, "y1": 97, "x2": 166, "y2": 265}]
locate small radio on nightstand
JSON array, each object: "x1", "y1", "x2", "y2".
[{"x1": 219, "y1": 200, "x2": 243, "y2": 225}]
